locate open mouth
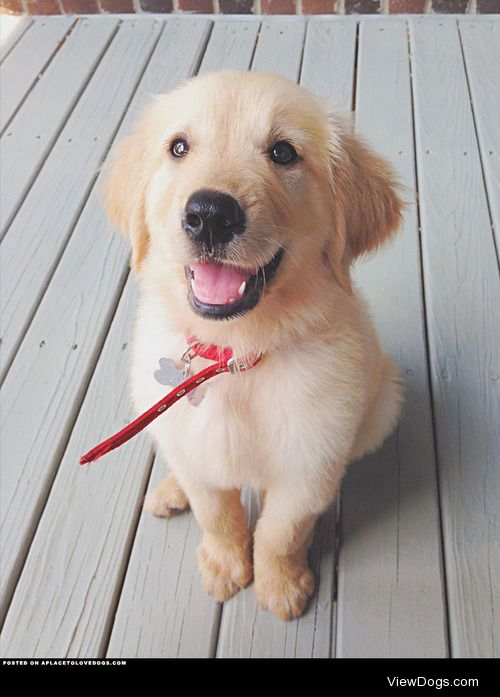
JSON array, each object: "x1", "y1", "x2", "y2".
[{"x1": 185, "y1": 248, "x2": 284, "y2": 320}]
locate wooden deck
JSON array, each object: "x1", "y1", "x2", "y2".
[{"x1": 0, "y1": 13, "x2": 499, "y2": 659}]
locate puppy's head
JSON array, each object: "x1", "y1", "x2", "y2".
[{"x1": 104, "y1": 71, "x2": 402, "y2": 345}]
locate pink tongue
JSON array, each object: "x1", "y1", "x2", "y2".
[{"x1": 191, "y1": 262, "x2": 254, "y2": 305}]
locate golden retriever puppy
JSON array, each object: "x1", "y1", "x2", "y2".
[{"x1": 104, "y1": 71, "x2": 403, "y2": 621}]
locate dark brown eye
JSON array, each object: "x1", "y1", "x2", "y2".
[
  {"x1": 170, "y1": 138, "x2": 189, "y2": 158},
  {"x1": 269, "y1": 141, "x2": 298, "y2": 165}
]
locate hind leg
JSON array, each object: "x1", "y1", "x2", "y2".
[{"x1": 144, "y1": 473, "x2": 190, "y2": 518}]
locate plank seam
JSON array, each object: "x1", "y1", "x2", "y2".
[
  {"x1": 407, "y1": 18, "x2": 451, "y2": 658},
  {"x1": 0, "y1": 20, "x2": 170, "y2": 628},
  {"x1": 331, "y1": 499, "x2": 341, "y2": 657},
  {"x1": 0, "y1": 19, "x2": 79, "y2": 138},
  {"x1": 457, "y1": 19, "x2": 500, "y2": 271},
  {"x1": 0, "y1": 19, "x2": 34, "y2": 65},
  {"x1": 250, "y1": 19, "x2": 265, "y2": 71},
  {"x1": 246, "y1": 20, "x2": 261, "y2": 70},
  {"x1": 296, "y1": 18, "x2": 308, "y2": 85},
  {"x1": 192, "y1": 20, "x2": 215, "y2": 77},
  {"x1": 350, "y1": 20, "x2": 360, "y2": 115},
  {"x1": 208, "y1": 603, "x2": 224, "y2": 659}
]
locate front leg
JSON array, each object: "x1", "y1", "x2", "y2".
[
  {"x1": 179, "y1": 476, "x2": 253, "y2": 602},
  {"x1": 254, "y1": 472, "x2": 342, "y2": 621}
]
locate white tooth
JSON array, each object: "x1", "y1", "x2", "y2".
[
  {"x1": 238, "y1": 281, "x2": 246, "y2": 297},
  {"x1": 191, "y1": 278, "x2": 198, "y2": 295}
]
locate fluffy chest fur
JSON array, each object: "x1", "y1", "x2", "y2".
[{"x1": 130, "y1": 288, "x2": 378, "y2": 491}]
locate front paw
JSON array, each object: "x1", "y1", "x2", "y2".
[
  {"x1": 197, "y1": 537, "x2": 253, "y2": 602},
  {"x1": 143, "y1": 474, "x2": 189, "y2": 518},
  {"x1": 254, "y1": 555, "x2": 314, "y2": 621}
]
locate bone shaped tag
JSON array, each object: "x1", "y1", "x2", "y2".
[
  {"x1": 154, "y1": 358, "x2": 185, "y2": 387},
  {"x1": 153, "y1": 357, "x2": 205, "y2": 406}
]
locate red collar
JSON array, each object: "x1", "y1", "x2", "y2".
[
  {"x1": 80, "y1": 337, "x2": 262, "y2": 465},
  {"x1": 186, "y1": 335, "x2": 234, "y2": 364}
]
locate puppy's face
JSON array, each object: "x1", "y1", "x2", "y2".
[{"x1": 105, "y1": 72, "x2": 402, "y2": 336}]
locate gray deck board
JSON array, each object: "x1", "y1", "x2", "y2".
[
  {"x1": 0, "y1": 17, "x2": 118, "y2": 238},
  {"x1": 251, "y1": 18, "x2": 306, "y2": 79},
  {"x1": 0, "y1": 15, "x2": 498, "y2": 659},
  {"x1": 0, "y1": 19, "x2": 166, "y2": 382},
  {"x1": 0, "y1": 17, "x2": 74, "y2": 133},
  {"x1": 300, "y1": 18, "x2": 356, "y2": 105},
  {"x1": 458, "y1": 19, "x2": 500, "y2": 258},
  {"x1": 199, "y1": 19, "x2": 259, "y2": 74},
  {"x1": 336, "y1": 19, "x2": 447, "y2": 658},
  {"x1": 410, "y1": 17, "x2": 500, "y2": 658}
]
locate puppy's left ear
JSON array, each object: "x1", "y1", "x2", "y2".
[{"x1": 326, "y1": 120, "x2": 404, "y2": 293}]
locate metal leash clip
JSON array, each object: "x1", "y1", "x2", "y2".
[{"x1": 180, "y1": 341, "x2": 201, "y2": 377}]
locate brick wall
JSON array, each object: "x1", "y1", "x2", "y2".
[{"x1": 2, "y1": 0, "x2": 499, "y2": 17}]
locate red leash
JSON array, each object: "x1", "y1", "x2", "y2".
[{"x1": 80, "y1": 339, "x2": 261, "y2": 465}]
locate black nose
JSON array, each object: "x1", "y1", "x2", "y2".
[{"x1": 183, "y1": 190, "x2": 245, "y2": 246}]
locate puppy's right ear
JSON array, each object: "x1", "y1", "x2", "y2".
[
  {"x1": 324, "y1": 114, "x2": 403, "y2": 295},
  {"x1": 103, "y1": 120, "x2": 151, "y2": 276}
]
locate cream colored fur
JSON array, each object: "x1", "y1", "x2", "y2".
[{"x1": 104, "y1": 71, "x2": 404, "y2": 621}]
